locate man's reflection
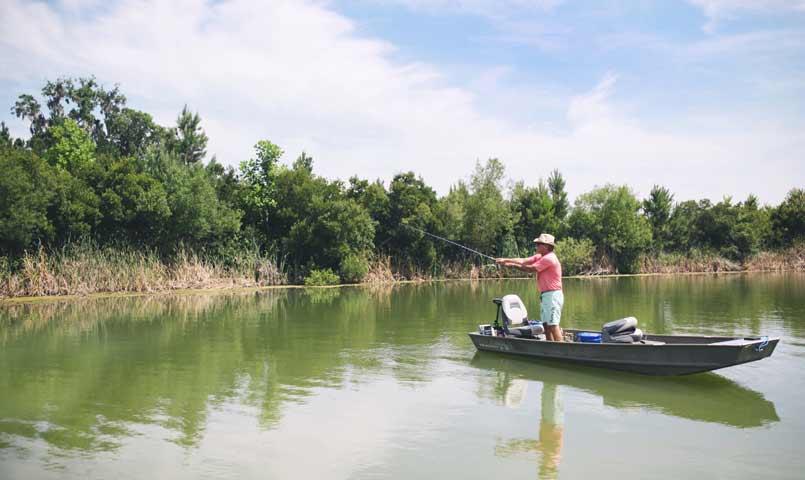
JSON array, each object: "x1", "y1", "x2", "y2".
[{"x1": 495, "y1": 381, "x2": 563, "y2": 480}]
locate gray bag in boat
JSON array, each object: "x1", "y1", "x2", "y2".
[{"x1": 602, "y1": 317, "x2": 644, "y2": 343}]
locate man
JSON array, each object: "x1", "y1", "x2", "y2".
[{"x1": 495, "y1": 233, "x2": 565, "y2": 342}]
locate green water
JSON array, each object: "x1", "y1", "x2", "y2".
[{"x1": 1, "y1": 273, "x2": 803, "y2": 479}]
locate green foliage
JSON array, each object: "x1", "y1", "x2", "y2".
[
  {"x1": 304, "y1": 268, "x2": 340, "y2": 286},
  {"x1": 642, "y1": 185, "x2": 674, "y2": 251},
  {"x1": 382, "y1": 172, "x2": 440, "y2": 271},
  {"x1": 49, "y1": 166, "x2": 101, "y2": 241},
  {"x1": 239, "y1": 140, "x2": 282, "y2": 238},
  {"x1": 104, "y1": 108, "x2": 167, "y2": 157},
  {"x1": 547, "y1": 169, "x2": 569, "y2": 227},
  {"x1": 555, "y1": 237, "x2": 595, "y2": 275},
  {"x1": 667, "y1": 200, "x2": 700, "y2": 252},
  {"x1": 691, "y1": 196, "x2": 771, "y2": 261},
  {"x1": 14, "y1": 77, "x2": 126, "y2": 153},
  {"x1": 269, "y1": 156, "x2": 374, "y2": 276},
  {"x1": 172, "y1": 105, "x2": 208, "y2": 165},
  {"x1": 95, "y1": 154, "x2": 171, "y2": 246},
  {"x1": 45, "y1": 119, "x2": 95, "y2": 172},
  {"x1": 510, "y1": 180, "x2": 557, "y2": 255},
  {"x1": 463, "y1": 158, "x2": 514, "y2": 255},
  {"x1": 0, "y1": 122, "x2": 11, "y2": 147},
  {"x1": 347, "y1": 176, "x2": 390, "y2": 231},
  {"x1": 771, "y1": 188, "x2": 805, "y2": 246},
  {"x1": 0, "y1": 148, "x2": 56, "y2": 254},
  {"x1": 569, "y1": 185, "x2": 652, "y2": 273},
  {"x1": 340, "y1": 253, "x2": 370, "y2": 283},
  {"x1": 435, "y1": 182, "x2": 468, "y2": 242},
  {"x1": 2, "y1": 77, "x2": 802, "y2": 286},
  {"x1": 148, "y1": 150, "x2": 241, "y2": 252}
]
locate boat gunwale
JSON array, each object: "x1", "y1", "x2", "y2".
[{"x1": 468, "y1": 330, "x2": 781, "y2": 348}]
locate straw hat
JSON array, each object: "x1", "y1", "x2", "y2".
[{"x1": 533, "y1": 233, "x2": 556, "y2": 247}]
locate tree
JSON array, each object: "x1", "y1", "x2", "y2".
[
  {"x1": 13, "y1": 77, "x2": 127, "y2": 152},
  {"x1": 510, "y1": 180, "x2": 556, "y2": 255},
  {"x1": 771, "y1": 188, "x2": 805, "y2": 246},
  {"x1": 382, "y1": 172, "x2": 440, "y2": 271},
  {"x1": 104, "y1": 108, "x2": 168, "y2": 157},
  {"x1": 94, "y1": 154, "x2": 171, "y2": 246},
  {"x1": 667, "y1": 200, "x2": 701, "y2": 252},
  {"x1": 239, "y1": 140, "x2": 282, "y2": 241},
  {"x1": 173, "y1": 105, "x2": 208, "y2": 165},
  {"x1": 568, "y1": 184, "x2": 652, "y2": 273},
  {"x1": 45, "y1": 119, "x2": 96, "y2": 172},
  {"x1": 0, "y1": 122, "x2": 12, "y2": 148},
  {"x1": 135, "y1": 147, "x2": 242, "y2": 252},
  {"x1": 688, "y1": 196, "x2": 770, "y2": 261},
  {"x1": 435, "y1": 181, "x2": 469, "y2": 246},
  {"x1": 642, "y1": 185, "x2": 674, "y2": 251},
  {"x1": 0, "y1": 148, "x2": 56, "y2": 254},
  {"x1": 547, "y1": 169, "x2": 569, "y2": 227},
  {"x1": 462, "y1": 158, "x2": 514, "y2": 255},
  {"x1": 347, "y1": 176, "x2": 390, "y2": 234},
  {"x1": 269, "y1": 157, "x2": 374, "y2": 276}
]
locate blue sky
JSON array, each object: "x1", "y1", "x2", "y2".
[{"x1": 1, "y1": 0, "x2": 803, "y2": 203}]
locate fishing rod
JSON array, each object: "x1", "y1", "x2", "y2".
[{"x1": 401, "y1": 224, "x2": 498, "y2": 263}]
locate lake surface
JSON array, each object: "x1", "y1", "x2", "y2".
[{"x1": 1, "y1": 273, "x2": 804, "y2": 479}]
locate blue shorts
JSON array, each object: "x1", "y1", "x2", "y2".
[{"x1": 540, "y1": 290, "x2": 564, "y2": 325}]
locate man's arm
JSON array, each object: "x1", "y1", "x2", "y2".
[{"x1": 496, "y1": 255, "x2": 541, "y2": 272}]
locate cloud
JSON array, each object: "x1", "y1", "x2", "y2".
[
  {"x1": 687, "y1": 0, "x2": 805, "y2": 32},
  {"x1": 0, "y1": 0, "x2": 803, "y2": 204},
  {"x1": 356, "y1": 0, "x2": 564, "y2": 17}
]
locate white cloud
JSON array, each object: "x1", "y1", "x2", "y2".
[
  {"x1": 358, "y1": 0, "x2": 564, "y2": 17},
  {"x1": 688, "y1": 0, "x2": 805, "y2": 32},
  {"x1": 0, "y1": 0, "x2": 803, "y2": 204}
]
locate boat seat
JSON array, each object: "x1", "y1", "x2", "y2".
[{"x1": 507, "y1": 322, "x2": 546, "y2": 339}]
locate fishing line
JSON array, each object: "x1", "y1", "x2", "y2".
[{"x1": 401, "y1": 224, "x2": 497, "y2": 262}]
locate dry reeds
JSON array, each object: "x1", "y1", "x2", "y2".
[
  {"x1": 639, "y1": 251, "x2": 741, "y2": 274},
  {"x1": 0, "y1": 244, "x2": 286, "y2": 298},
  {"x1": 364, "y1": 255, "x2": 396, "y2": 284},
  {"x1": 744, "y1": 243, "x2": 805, "y2": 271}
]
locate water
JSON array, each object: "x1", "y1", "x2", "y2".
[{"x1": 0, "y1": 273, "x2": 803, "y2": 479}]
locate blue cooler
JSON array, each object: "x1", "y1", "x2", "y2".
[{"x1": 577, "y1": 332, "x2": 602, "y2": 343}]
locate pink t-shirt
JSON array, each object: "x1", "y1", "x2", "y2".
[{"x1": 524, "y1": 252, "x2": 562, "y2": 293}]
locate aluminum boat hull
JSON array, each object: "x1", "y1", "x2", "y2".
[{"x1": 468, "y1": 330, "x2": 779, "y2": 376}]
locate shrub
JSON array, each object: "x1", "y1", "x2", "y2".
[
  {"x1": 303, "y1": 268, "x2": 340, "y2": 286},
  {"x1": 556, "y1": 237, "x2": 595, "y2": 275},
  {"x1": 339, "y1": 253, "x2": 370, "y2": 283}
]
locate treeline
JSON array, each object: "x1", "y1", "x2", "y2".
[{"x1": 1, "y1": 78, "x2": 803, "y2": 293}]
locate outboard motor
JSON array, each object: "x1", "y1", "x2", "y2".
[
  {"x1": 602, "y1": 317, "x2": 644, "y2": 343},
  {"x1": 479, "y1": 294, "x2": 545, "y2": 339}
]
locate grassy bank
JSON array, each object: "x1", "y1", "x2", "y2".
[
  {"x1": 1, "y1": 243, "x2": 804, "y2": 299},
  {"x1": 0, "y1": 243, "x2": 285, "y2": 298}
]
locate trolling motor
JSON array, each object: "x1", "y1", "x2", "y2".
[
  {"x1": 478, "y1": 294, "x2": 546, "y2": 339},
  {"x1": 493, "y1": 297, "x2": 507, "y2": 336}
]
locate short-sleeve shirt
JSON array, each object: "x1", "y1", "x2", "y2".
[{"x1": 523, "y1": 252, "x2": 562, "y2": 293}]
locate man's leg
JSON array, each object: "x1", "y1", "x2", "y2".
[{"x1": 542, "y1": 290, "x2": 563, "y2": 342}]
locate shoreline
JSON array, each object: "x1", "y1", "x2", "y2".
[{"x1": 1, "y1": 268, "x2": 800, "y2": 306}]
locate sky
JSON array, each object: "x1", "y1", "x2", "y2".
[{"x1": 1, "y1": 0, "x2": 804, "y2": 204}]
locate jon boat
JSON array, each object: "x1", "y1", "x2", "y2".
[{"x1": 469, "y1": 295, "x2": 779, "y2": 376}]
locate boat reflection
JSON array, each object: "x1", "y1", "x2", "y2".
[{"x1": 471, "y1": 353, "x2": 779, "y2": 429}]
